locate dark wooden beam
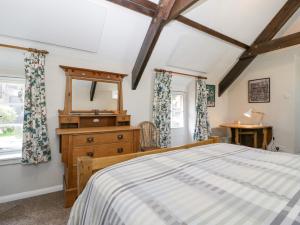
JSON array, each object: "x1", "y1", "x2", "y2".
[
  {"x1": 167, "y1": 0, "x2": 199, "y2": 21},
  {"x1": 218, "y1": 57, "x2": 256, "y2": 96},
  {"x1": 241, "y1": 32, "x2": 300, "y2": 57},
  {"x1": 107, "y1": 0, "x2": 248, "y2": 49},
  {"x1": 90, "y1": 81, "x2": 97, "y2": 101},
  {"x1": 218, "y1": 0, "x2": 300, "y2": 96},
  {"x1": 106, "y1": 0, "x2": 157, "y2": 17},
  {"x1": 132, "y1": 0, "x2": 178, "y2": 89},
  {"x1": 176, "y1": 16, "x2": 249, "y2": 49}
]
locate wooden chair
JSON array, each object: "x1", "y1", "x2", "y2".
[{"x1": 138, "y1": 121, "x2": 160, "y2": 151}]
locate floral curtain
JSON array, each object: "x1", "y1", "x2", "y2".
[
  {"x1": 22, "y1": 52, "x2": 51, "y2": 164},
  {"x1": 193, "y1": 79, "x2": 211, "y2": 141},
  {"x1": 152, "y1": 71, "x2": 172, "y2": 148}
]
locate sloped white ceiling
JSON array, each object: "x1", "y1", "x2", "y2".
[
  {"x1": 167, "y1": 32, "x2": 241, "y2": 73},
  {"x1": 0, "y1": 0, "x2": 107, "y2": 52},
  {"x1": 184, "y1": 0, "x2": 287, "y2": 45},
  {"x1": 0, "y1": 0, "x2": 298, "y2": 84},
  {"x1": 276, "y1": 9, "x2": 300, "y2": 37}
]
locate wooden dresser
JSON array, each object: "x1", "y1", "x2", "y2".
[
  {"x1": 56, "y1": 126, "x2": 140, "y2": 207},
  {"x1": 56, "y1": 66, "x2": 140, "y2": 207}
]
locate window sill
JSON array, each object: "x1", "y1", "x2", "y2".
[{"x1": 0, "y1": 155, "x2": 22, "y2": 166}]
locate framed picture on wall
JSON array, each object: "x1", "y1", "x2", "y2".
[
  {"x1": 206, "y1": 84, "x2": 215, "y2": 107},
  {"x1": 248, "y1": 78, "x2": 270, "y2": 103}
]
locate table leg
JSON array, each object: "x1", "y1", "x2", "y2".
[
  {"x1": 254, "y1": 131, "x2": 258, "y2": 148},
  {"x1": 235, "y1": 128, "x2": 240, "y2": 145},
  {"x1": 228, "y1": 128, "x2": 233, "y2": 143},
  {"x1": 262, "y1": 128, "x2": 267, "y2": 150}
]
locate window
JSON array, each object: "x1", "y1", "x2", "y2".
[
  {"x1": 0, "y1": 77, "x2": 25, "y2": 160},
  {"x1": 171, "y1": 93, "x2": 184, "y2": 129}
]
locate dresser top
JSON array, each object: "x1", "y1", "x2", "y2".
[{"x1": 56, "y1": 126, "x2": 140, "y2": 135}]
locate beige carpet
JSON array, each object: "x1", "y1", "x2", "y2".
[{"x1": 0, "y1": 191, "x2": 70, "y2": 225}]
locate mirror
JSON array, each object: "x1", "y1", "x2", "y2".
[{"x1": 72, "y1": 79, "x2": 119, "y2": 112}]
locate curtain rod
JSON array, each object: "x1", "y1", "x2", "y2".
[
  {"x1": 0, "y1": 43, "x2": 49, "y2": 54},
  {"x1": 154, "y1": 68, "x2": 207, "y2": 80}
]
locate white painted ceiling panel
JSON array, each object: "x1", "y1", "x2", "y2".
[
  {"x1": 0, "y1": 0, "x2": 107, "y2": 52},
  {"x1": 167, "y1": 32, "x2": 241, "y2": 74},
  {"x1": 184, "y1": 0, "x2": 287, "y2": 45},
  {"x1": 91, "y1": 0, "x2": 152, "y2": 65},
  {"x1": 276, "y1": 9, "x2": 300, "y2": 38},
  {"x1": 0, "y1": 0, "x2": 299, "y2": 87}
]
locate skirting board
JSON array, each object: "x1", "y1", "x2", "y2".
[{"x1": 0, "y1": 185, "x2": 63, "y2": 204}]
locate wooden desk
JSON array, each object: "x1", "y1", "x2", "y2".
[{"x1": 220, "y1": 123, "x2": 272, "y2": 149}]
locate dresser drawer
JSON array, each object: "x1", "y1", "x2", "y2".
[
  {"x1": 73, "y1": 131, "x2": 132, "y2": 146},
  {"x1": 72, "y1": 142, "x2": 133, "y2": 164},
  {"x1": 116, "y1": 115, "x2": 131, "y2": 122},
  {"x1": 60, "y1": 116, "x2": 79, "y2": 124}
]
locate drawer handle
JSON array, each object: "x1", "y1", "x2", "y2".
[
  {"x1": 86, "y1": 137, "x2": 94, "y2": 143},
  {"x1": 86, "y1": 152, "x2": 94, "y2": 157},
  {"x1": 117, "y1": 148, "x2": 124, "y2": 153},
  {"x1": 92, "y1": 118, "x2": 100, "y2": 123},
  {"x1": 117, "y1": 134, "x2": 123, "y2": 140}
]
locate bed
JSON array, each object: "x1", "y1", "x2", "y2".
[{"x1": 68, "y1": 140, "x2": 300, "y2": 225}]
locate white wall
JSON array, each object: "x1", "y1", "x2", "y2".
[{"x1": 227, "y1": 47, "x2": 300, "y2": 153}]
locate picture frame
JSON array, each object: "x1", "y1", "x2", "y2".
[
  {"x1": 248, "y1": 78, "x2": 270, "y2": 103},
  {"x1": 206, "y1": 84, "x2": 215, "y2": 107}
]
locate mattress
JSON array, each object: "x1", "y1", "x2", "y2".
[{"x1": 68, "y1": 143, "x2": 300, "y2": 225}]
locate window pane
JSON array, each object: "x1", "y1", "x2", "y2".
[
  {"x1": 171, "y1": 93, "x2": 184, "y2": 129},
  {"x1": 0, "y1": 78, "x2": 24, "y2": 160}
]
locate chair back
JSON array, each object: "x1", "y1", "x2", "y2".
[{"x1": 138, "y1": 121, "x2": 160, "y2": 151}]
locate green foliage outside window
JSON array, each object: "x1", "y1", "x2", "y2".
[{"x1": 0, "y1": 105, "x2": 17, "y2": 123}]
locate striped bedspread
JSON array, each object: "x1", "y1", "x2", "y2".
[{"x1": 68, "y1": 143, "x2": 300, "y2": 225}]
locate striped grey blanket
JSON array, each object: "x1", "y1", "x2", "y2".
[{"x1": 68, "y1": 143, "x2": 300, "y2": 225}]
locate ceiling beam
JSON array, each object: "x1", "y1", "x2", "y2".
[
  {"x1": 131, "y1": 0, "x2": 177, "y2": 89},
  {"x1": 132, "y1": 0, "x2": 201, "y2": 89},
  {"x1": 176, "y1": 16, "x2": 249, "y2": 49},
  {"x1": 167, "y1": 0, "x2": 199, "y2": 21},
  {"x1": 108, "y1": 0, "x2": 249, "y2": 89},
  {"x1": 218, "y1": 0, "x2": 300, "y2": 96},
  {"x1": 106, "y1": 0, "x2": 157, "y2": 17},
  {"x1": 241, "y1": 32, "x2": 300, "y2": 57},
  {"x1": 107, "y1": 0, "x2": 248, "y2": 49}
]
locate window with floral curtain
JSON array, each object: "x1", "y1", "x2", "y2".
[
  {"x1": 152, "y1": 71, "x2": 172, "y2": 148},
  {"x1": 22, "y1": 52, "x2": 51, "y2": 164},
  {"x1": 193, "y1": 79, "x2": 210, "y2": 141}
]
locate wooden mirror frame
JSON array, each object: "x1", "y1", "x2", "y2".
[{"x1": 60, "y1": 65, "x2": 127, "y2": 115}]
